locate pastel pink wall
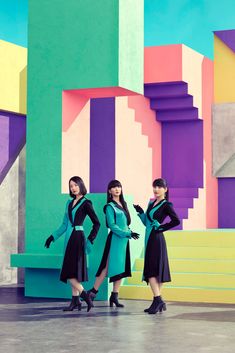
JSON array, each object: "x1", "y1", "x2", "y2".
[
  {"x1": 144, "y1": 45, "x2": 182, "y2": 83},
  {"x1": 202, "y1": 57, "x2": 218, "y2": 228},
  {"x1": 128, "y1": 95, "x2": 161, "y2": 181}
]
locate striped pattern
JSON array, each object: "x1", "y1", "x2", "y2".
[{"x1": 120, "y1": 230, "x2": 235, "y2": 304}]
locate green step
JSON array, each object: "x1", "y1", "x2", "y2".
[{"x1": 11, "y1": 253, "x2": 63, "y2": 269}]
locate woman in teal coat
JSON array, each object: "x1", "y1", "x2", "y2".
[
  {"x1": 134, "y1": 178, "x2": 180, "y2": 314},
  {"x1": 88, "y1": 180, "x2": 139, "y2": 307},
  {"x1": 44, "y1": 176, "x2": 100, "y2": 312}
]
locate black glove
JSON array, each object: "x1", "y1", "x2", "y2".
[
  {"x1": 133, "y1": 204, "x2": 144, "y2": 214},
  {"x1": 131, "y1": 232, "x2": 140, "y2": 240},
  {"x1": 44, "y1": 235, "x2": 54, "y2": 248},
  {"x1": 87, "y1": 234, "x2": 95, "y2": 244}
]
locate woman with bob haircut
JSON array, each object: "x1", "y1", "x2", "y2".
[
  {"x1": 134, "y1": 178, "x2": 180, "y2": 314},
  {"x1": 88, "y1": 179, "x2": 140, "y2": 308},
  {"x1": 45, "y1": 176, "x2": 100, "y2": 312}
]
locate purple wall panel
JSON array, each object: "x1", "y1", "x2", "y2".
[
  {"x1": 9, "y1": 114, "x2": 26, "y2": 157},
  {"x1": 0, "y1": 115, "x2": 9, "y2": 173},
  {"x1": 90, "y1": 98, "x2": 115, "y2": 192},
  {"x1": 162, "y1": 120, "x2": 203, "y2": 188},
  {"x1": 218, "y1": 178, "x2": 235, "y2": 228},
  {"x1": 0, "y1": 111, "x2": 26, "y2": 184}
]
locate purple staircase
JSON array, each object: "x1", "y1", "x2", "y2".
[
  {"x1": 170, "y1": 187, "x2": 199, "y2": 230},
  {"x1": 144, "y1": 82, "x2": 202, "y2": 230},
  {"x1": 145, "y1": 81, "x2": 200, "y2": 123}
]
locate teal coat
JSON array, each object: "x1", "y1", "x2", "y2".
[
  {"x1": 138, "y1": 200, "x2": 167, "y2": 252},
  {"x1": 52, "y1": 197, "x2": 95, "y2": 254},
  {"x1": 105, "y1": 202, "x2": 132, "y2": 278}
]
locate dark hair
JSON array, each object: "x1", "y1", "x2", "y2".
[
  {"x1": 152, "y1": 178, "x2": 169, "y2": 200},
  {"x1": 107, "y1": 180, "x2": 131, "y2": 224},
  {"x1": 69, "y1": 176, "x2": 87, "y2": 198}
]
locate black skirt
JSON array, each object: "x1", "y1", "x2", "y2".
[
  {"x1": 96, "y1": 232, "x2": 131, "y2": 282},
  {"x1": 143, "y1": 229, "x2": 171, "y2": 284},
  {"x1": 60, "y1": 230, "x2": 88, "y2": 283}
]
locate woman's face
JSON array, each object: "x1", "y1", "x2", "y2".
[
  {"x1": 153, "y1": 185, "x2": 167, "y2": 199},
  {"x1": 109, "y1": 186, "x2": 122, "y2": 198},
  {"x1": 70, "y1": 180, "x2": 81, "y2": 196}
]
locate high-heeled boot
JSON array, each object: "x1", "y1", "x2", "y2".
[
  {"x1": 87, "y1": 288, "x2": 98, "y2": 308},
  {"x1": 80, "y1": 290, "x2": 93, "y2": 312},
  {"x1": 148, "y1": 296, "x2": 166, "y2": 314},
  {"x1": 144, "y1": 296, "x2": 166, "y2": 313},
  {"x1": 109, "y1": 292, "x2": 124, "y2": 308},
  {"x1": 63, "y1": 296, "x2": 82, "y2": 311}
]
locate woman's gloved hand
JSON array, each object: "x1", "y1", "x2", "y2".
[
  {"x1": 131, "y1": 232, "x2": 140, "y2": 240},
  {"x1": 44, "y1": 235, "x2": 54, "y2": 248},
  {"x1": 133, "y1": 204, "x2": 144, "y2": 214}
]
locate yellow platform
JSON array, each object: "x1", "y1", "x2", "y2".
[{"x1": 120, "y1": 230, "x2": 235, "y2": 304}]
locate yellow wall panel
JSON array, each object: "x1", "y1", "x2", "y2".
[
  {"x1": 0, "y1": 40, "x2": 27, "y2": 114},
  {"x1": 214, "y1": 36, "x2": 235, "y2": 103}
]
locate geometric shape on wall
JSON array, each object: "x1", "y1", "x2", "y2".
[
  {"x1": 62, "y1": 87, "x2": 139, "y2": 132},
  {"x1": 214, "y1": 29, "x2": 235, "y2": 53},
  {"x1": 0, "y1": 111, "x2": 26, "y2": 184},
  {"x1": 115, "y1": 96, "x2": 154, "y2": 206},
  {"x1": 214, "y1": 33, "x2": 235, "y2": 104},
  {"x1": 90, "y1": 97, "x2": 115, "y2": 192},
  {"x1": 0, "y1": 40, "x2": 27, "y2": 114},
  {"x1": 212, "y1": 103, "x2": 235, "y2": 177},
  {"x1": 62, "y1": 87, "x2": 141, "y2": 194},
  {"x1": 218, "y1": 178, "x2": 235, "y2": 228}
]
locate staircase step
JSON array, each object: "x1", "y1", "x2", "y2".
[
  {"x1": 150, "y1": 95, "x2": 193, "y2": 110},
  {"x1": 167, "y1": 246, "x2": 235, "y2": 259},
  {"x1": 175, "y1": 207, "x2": 188, "y2": 219},
  {"x1": 170, "y1": 188, "x2": 199, "y2": 198},
  {"x1": 122, "y1": 231, "x2": 235, "y2": 304},
  {"x1": 173, "y1": 223, "x2": 183, "y2": 230},
  {"x1": 144, "y1": 82, "x2": 188, "y2": 98},
  {"x1": 119, "y1": 285, "x2": 235, "y2": 304},
  {"x1": 156, "y1": 107, "x2": 198, "y2": 122},
  {"x1": 135, "y1": 258, "x2": 235, "y2": 274},
  {"x1": 126, "y1": 271, "x2": 235, "y2": 288},
  {"x1": 165, "y1": 231, "x2": 235, "y2": 247},
  {"x1": 171, "y1": 197, "x2": 194, "y2": 208}
]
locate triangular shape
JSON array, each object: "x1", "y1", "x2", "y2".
[{"x1": 214, "y1": 29, "x2": 235, "y2": 53}]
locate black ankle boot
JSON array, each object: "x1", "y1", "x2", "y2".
[
  {"x1": 77, "y1": 296, "x2": 82, "y2": 311},
  {"x1": 148, "y1": 296, "x2": 166, "y2": 314},
  {"x1": 63, "y1": 296, "x2": 81, "y2": 311},
  {"x1": 144, "y1": 296, "x2": 166, "y2": 313},
  {"x1": 87, "y1": 288, "x2": 98, "y2": 308},
  {"x1": 109, "y1": 292, "x2": 124, "y2": 308},
  {"x1": 80, "y1": 290, "x2": 92, "y2": 312}
]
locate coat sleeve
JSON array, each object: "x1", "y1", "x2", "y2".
[
  {"x1": 138, "y1": 212, "x2": 147, "y2": 226},
  {"x1": 52, "y1": 201, "x2": 69, "y2": 241},
  {"x1": 138, "y1": 202, "x2": 151, "y2": 226},
  {"x1": 106, "y1": 205, "x2": 132, "y2": 238},
  {"x1": 157, "y1": 202, "x2": 180, "y2": 232},
  {"x1": 85, "y1": 201, "x2": 101, "y2": 243}
]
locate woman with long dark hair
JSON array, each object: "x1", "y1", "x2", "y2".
[
  {"x1": 134, "y1": 178, "x2": 180, "y2": 314},
  {"x1": 88, "y1": 180, "x2": 139, "y2": 307},
  {"x1": 44, "y1": 176, "x2": 100, "y2": 312}
]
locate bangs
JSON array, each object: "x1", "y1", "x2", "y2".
[
  {"x1": 152, "y1": 178, "x2": 167, "y2": 188},
  {"x1": 108, "y1": 179, "x2": 122, "y2": 189}
]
